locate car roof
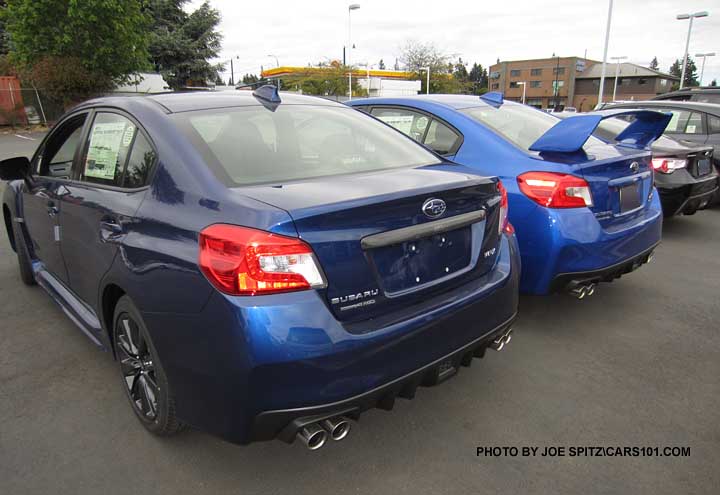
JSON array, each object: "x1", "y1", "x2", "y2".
[
  {"x1": 73, "y1": 91, "x2": 342, "y2": 114},
  {"x1": 608, "y1": 100, "x2": 720, "y2": 114},
  {"x1": 352, "y1": 94, "x2": 493, "y2": 110}
]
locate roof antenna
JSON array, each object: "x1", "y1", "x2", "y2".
[{"x1": 252, "y1": 84, "x2": 281, "y2": 110}]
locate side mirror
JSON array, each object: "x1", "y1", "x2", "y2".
[{"x1": 0, "y1": 156, "x2": 31, "y2": 181}]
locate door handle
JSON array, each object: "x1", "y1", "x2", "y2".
[{"x1": 99, "y1": 220, "x2": 124, "y2": 243}]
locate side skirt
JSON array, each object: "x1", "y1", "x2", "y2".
[{"x1": 33, "y1": 263, "x2": 107, "y2": 350}]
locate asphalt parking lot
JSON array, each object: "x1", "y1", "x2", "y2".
[{"x1": 1, "y1": 132, "x2": 719, "y2": 494}]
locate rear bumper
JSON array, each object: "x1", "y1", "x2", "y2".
[
  {"x1": 516, "y1": 192, "x2": 663, "y2": 294},
  {"x1": 655, "y1": 171, "x2": 718, "y2": 216},
  {"x1": 143, "y1": 233, "x2": 520, "y2": 445},
  {"x1": 251, "y1": 313, "x2": 516, "y2": 443}
]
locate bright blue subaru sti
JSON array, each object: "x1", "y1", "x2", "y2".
[
  {"x1": 347, "y1": 94, "x2": 669, "y2": 296},
  {"x1": 1, "y1": 88, "x2": 519, "y2": 448}
]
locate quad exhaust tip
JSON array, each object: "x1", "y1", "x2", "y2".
[
  {"x1": 297, "y1": 423, "x2": 327, "y2": 450},
  {"x1": 490, "y1": 328, "x2": 513, "y2": 351},
  {"x1": 568, "y1": 283, "x2": 595, "y2": 299},
  {"x1": 322, "y1": 417, "x2": 351, "y2": 441}
]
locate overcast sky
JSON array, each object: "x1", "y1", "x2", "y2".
[{"x1": 190, "y1": 0, "x2": 720, "y2": 85}]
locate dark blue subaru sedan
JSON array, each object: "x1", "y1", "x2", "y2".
[{"x1": 1, "y1": 87, "x2": 519, "y2": 448}]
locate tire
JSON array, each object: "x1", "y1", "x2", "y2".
[
  {"x1": 113, "y1": 295, "x2": 184, "y2": 436},
  {"x1": 11, "y1": 220, "x2": 36, "y2": 286}
]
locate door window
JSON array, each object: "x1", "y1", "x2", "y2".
[
  {"x1": 371, "y1": 107, "x2": 431, "y2": 142},
  {"x1": 37, "y1": 114, "x2": 87, "y2": 178},
  {"x1": 80, "y1": 112, "x2": 156, "y2": 187}
]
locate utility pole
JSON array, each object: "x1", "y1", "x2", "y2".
[{"x1": 598, "y1": 0, "x2": 614, "y2": 104}]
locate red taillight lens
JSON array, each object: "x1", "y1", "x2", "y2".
[
  {"x1": 517, "y1": 172, "x2": 593, "y2": 208},
  {"x1": 198, "y1": 224, "x2": 326, "y2": 296},
  {"x1": 497, "y1": 180, "x2": 510, "y2": 234},
  {"x1": 651, "y1": 158, "x2": 686, "y2": 174}
]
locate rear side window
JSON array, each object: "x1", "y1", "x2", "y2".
[
  {"x1": 173, "y1": 105, "x2": 440, "y2": 187},
  {"x1": 424, "y1": 119, "x2": 460, "y2": 155},
  {"x1": 663, "y1": 109, "x2": 705, "y2": 134},
  {"x1": 461, "y1": 104, "x2": 561, "y2": 151},
  {"x1": 708, "y1": 115, "x2": 720, "y2": 134},
  {"x1": 81, "y1": 112, "x2": 156, "y2": 188}
]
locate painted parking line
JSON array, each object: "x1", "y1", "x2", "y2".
[{"x1": 14, "y1": 134, "x2": 36, "y2": 141}]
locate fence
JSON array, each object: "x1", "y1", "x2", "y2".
[{"x1": 0, "y1": 76, "x2": 65, "y2": 127}]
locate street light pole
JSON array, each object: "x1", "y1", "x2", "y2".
[
  {"x1": 517, "y1": 82, "x2": 526, "y2": 104},
  {"x1": 267, "y1": 54, "x2": 280, "y2": 89},
  {"x1": 677, "y1": 11, "x2": 709, "y2": 89},
  {"x1": 696, "y1": 52, "x2": 715, "y2": 85},
  {"x1": 610, "y1": 56, "x2": 627, "y2": 101},
  {"x1": 421, "y1": 67, "x2": 430, "y2": 94},
  {"x1": 347, "y1": 4, "x2": 360, "y2": 100},
  {"x1": 598, "y1": 0, "x2": 614, "y2": 105}
]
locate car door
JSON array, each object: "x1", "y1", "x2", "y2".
[
  {"x1": 59, "y1": 110, "x2": 157, "y2": 310},
  {"x1": 22, "y1": 112, "x2": 89, "y2": 285},
  {"x1": 369, "y1": 106, "x2": 462, "y2": 158}
]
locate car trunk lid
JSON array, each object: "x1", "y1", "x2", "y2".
[{"x1": 237, "y1": 166, "x2": 501, "y2": 322}]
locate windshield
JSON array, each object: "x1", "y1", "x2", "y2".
[{"x1": 172, "y1": 105, "x2": 441, "y2": 186}]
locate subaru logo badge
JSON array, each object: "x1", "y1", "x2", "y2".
[
  {"x1": 422, "y1": 198, "x2": 446, "y2": 218},
  {"x1": 630, "y1": 161, "x2": 640, "y2": 173}
]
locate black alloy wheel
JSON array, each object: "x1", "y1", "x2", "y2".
[{"x1": 113, "y1": 295, "x2": 183, "y2": 435}]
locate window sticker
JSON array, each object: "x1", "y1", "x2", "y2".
[
  {"x1": 121, "y1": 124, "x2": 136, "y2": 147},
  {"x1": 686, "y1": 125, "x2": 696, "y2": 134},
  {"x1": 377, "y1": 114, "x2": 415, "y2": 134},
  {"x1": 85, "y1": 122, "x2": 130, "y2": 180}
]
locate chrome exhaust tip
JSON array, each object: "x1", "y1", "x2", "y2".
[
  {"x1": 297, "y1": 423, "x2": 327, "y2": 450},
  {"x1": 322, "y1": 417, "x2": 351, "y2": 441},
  {"x1": 490, "y1": 329, "x2": 512, "y2": 351},
  {"x1": 586, "y1": 283, "x2": 595, "y2": 297}
]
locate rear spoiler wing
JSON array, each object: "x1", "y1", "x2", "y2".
[{"x1": 529, "y1": 109, "x2": 672, "y2": 153}]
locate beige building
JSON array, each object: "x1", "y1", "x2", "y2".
[{"x1": 489, "y1": 58, "x2": 677, "y2": 112}]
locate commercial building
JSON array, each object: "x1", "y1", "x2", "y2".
[
  {"x1": 260, "y1": 66, "x2": 421, "y2": 98},
  {"x1": 489, "y1": 57, "x2": 677, "y2": 112},
  {"x1": 573, "y1": 63, "x2": 678, "y2": 110}
]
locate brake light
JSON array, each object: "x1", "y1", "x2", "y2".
[
  {"x1": 651, "y1": 158, "x2": 686, "y2": 174},
  {"x1": 517, "y1": 172, "x2": 593, "y2": 208},
  {"x1": 198, "y1": 224, "x2": 326, "y2": 296},
  {"x1": 497, "y1": 180, "x2": 511, "y2": 234}
]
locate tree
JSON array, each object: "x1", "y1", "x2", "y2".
[
  {"x1": 649, "y1": 56, "x2": 659, "y2": 70},
  {"x1": 468, "y1": 62, "x2": 488, "y2": 94},
  {"x1": 147, "y1": 0, "x2": 223, "y2": 89},
  {"x1": 3, "y1": 0, "x2": 149, "y2": 83},
  {"x1": 378, "y1": 59, "x2": 385, "y2": 70},
  {"x1": 669, "y1": 57, "x2": 699, "y2": 88},
  {"x1": 281, "y1": 64, "x2": 361, "y2": 97},
  {"x1": 399, "y1": 40, "x2": 453, "y2": 74},
  {"x1": 711, "y1": 79, "x2": 717, "y2": 87},
  {"x1": 452, "y1": 57, "x2": 468, "y2": 82},
  {"x1": 0, "y1": 0, "x2": 8, "y2": 56}
]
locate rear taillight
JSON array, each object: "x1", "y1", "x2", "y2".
[
  {"x1": 517, "y1": 172, "x2": 593, "y2": 208},
  {"x1": 497, "y1": 180, "x2": 511, "y2": 234},
  {"x1": 198, "y1": 224, "x2": 326, "y2": 296},
  {"x1": 651, "y1": 158, "x2": 686, "y2": 174}
]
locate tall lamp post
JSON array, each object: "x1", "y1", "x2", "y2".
[
  {"x1": 347, "y1": 3, "x2": 360, "y2": 100},
  {"x1": 598, "y1": 0, "x2": 614, "y2": 105},
  {"x1": 421, "y1": 67, "x2": 430, "y2": 94},
  {"x1": 267, "y1": 54, "x2": 280, "y2": 89},
  {"x1": 696, "y1": 52, "x2": 716, "y2": 85},
  {"x1": 610, "y1": 55, "x2": 627, "y2": 101},
  {"x1": 226, "y1": 55, "x2": 239, "y2": 86},
  {"x1": 677, "y1": 11, "x2": 709, "y2": 89},
  {"x1": 517, "y1": 81, "x2": 526, "y2": 104}
]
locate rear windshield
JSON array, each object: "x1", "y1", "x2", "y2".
[
  {"x1": 172, "y1": 105, "x2": 441, "y2": 186},
  {"x1": 461, "y1": 104, "x2": 562, "y2": 151},
  {"x1": 461, "y1": 103, "x2": 605, "y2": 152}
]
